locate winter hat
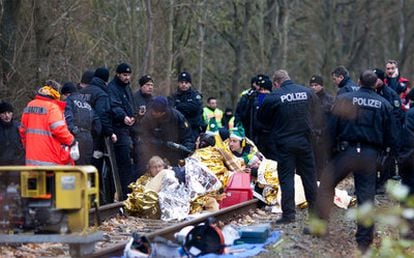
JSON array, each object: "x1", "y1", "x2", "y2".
[
  {"x1": 37, "y1": 80, "x2": 61, "y2": 100},
  {"x1": 373, "y1": 68, "x2": 385, "y2": 82},
  {"x1": 139, "y1": 75, "x2": 154, "y2": 87},
  {"x1": 257, "y1": 77, "x2": 273, "y2": 91},
  {"x1": 151, "y1": 96, "x2": 169, "y2": 112},
  {"x1": 199, "y1": 133, "x2": 216, "y2": 148},
  {"x1": 81, "y1": 70, "x2": 94, "y2": 84},
  {"x1": 0, "y1": 101, "x2": 13, "y2": 113},
  {"x1": 229, "y1": 124, "x2": 245, "y2": 141},
  {"x1": 116, "y1": 63, "x2": 132, "y2": 74},
  {"x1": 309, "y1": 75, "x2": 324, "y2": 86},
  {"x1": 206, "y1": 117, "x2": 219, "y2": 135},
  {"x1": 61, "y1": 82, "x2": 78, "y2": 95},
  {"x1": 94, "y1": 67, "x2": 109, "y2": 82},
  {"x1": 178, "y1": 72, "x2": 192, "y2": 83}
]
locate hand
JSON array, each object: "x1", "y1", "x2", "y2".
[
  {"x1": 111, "y1": 133, "x2": 117, "y2": 143},
  {"x1": 124, "y1": 116, "x2": 135, "y2": 126}
]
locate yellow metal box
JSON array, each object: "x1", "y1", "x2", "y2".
[
  {"x1": 55, "y1": 172, "x2": 82, "y2": 209},
  {"x1": 20, "y1": 171, "x2": 47, "y2": 198}
]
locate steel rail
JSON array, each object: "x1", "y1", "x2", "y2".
[{"x1": 88, "y1": 199, "x2": 258, "y2": 258}]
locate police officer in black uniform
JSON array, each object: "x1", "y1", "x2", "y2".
[
  {"x1": 133, "y1": 74, "x2": 155, "y2": 175},
  {"x1": 80, "y1": 67, "x2": 117, "y2": 204},
  {"x1": 234, "y1": 74, "x2": 267, "y2": 140},
  {"x1": 61, "y1": 82, "x2": 100, "y2": 165},
  {"x1": 373, "y1": 68, "x2": 404, "y2": 193},
  {"x1": 169, "y1": 72, "x2": 203, "y2": 142},
  {"x1": 108, "y1": 63, "x2": 137, "y2": 200},
  {"x1": 257, "y1": 69, "x2": 321, "y2": 224},
  {"x1": 331, "y1": 66, "x2": 359, "y2": 95},
  {"x1": 140, "y1": 96, "x2": 194, "y2": 166},
  {"x1": 312, "y1": 70, "x2": 395, "y2": 252},
  {"x1": 309, "y1": 75, "x2": 335, "y2": 179}
]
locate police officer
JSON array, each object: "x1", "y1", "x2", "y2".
[
  {"x1": 80, "y1": 67, "x2": 117, "y2": 204},
  {"x1": 140, "y1": 96, "x2": 194, "y2": 166},
  {"x1": 310, "y1": 70, "x2": 395, "y2": 252},
  {"x1": 331, "y1": 65, "x2": 359, "y2": 95},
  {"x1": 108, "y1": 63, "x2": 137, "y2": 200},
  {"x1": 61, "y1": 82, "x2": 100, "y2": 165},
  {"x1": 257, "y1": 70, "x2": 320, "y2": 224},
  {"x1": 234, "y1": 74, "x2": 267, "y2": 140},
  {"x1": 169, "y1": 71, "x2": 203, "y2": 142},
  {"x1": 373, "y1": 68, "x2": 403, "y2": 193},
  {"x1": 309, "y1": 75, "x2": 335, "y2": 179},
  {"x1": 133, "y1": 74, "x2": 155, "y2": 175}
]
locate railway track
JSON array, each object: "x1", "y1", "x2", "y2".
[{"x1": 88, "y1": 199, "x2": 259, "y2": 258}]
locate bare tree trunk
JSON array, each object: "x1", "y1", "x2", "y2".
[
  {"x1": 141, "y1": 0, "x2": 153, "y2": 77},
  {"x1": 0, "y1": 0, "x2": 21, "y2": 92},
  {"x1": 165, "y1": 0, "x2": 174, "y2": 95},
  {"x1": 197, "y1": 8, "x2": 206, "y2": 93},
  {"x1": 33, "y1": 0, "x2": 51, "y2": 85},
  {"x1": 278, "y1": 0, "x2": 289, "y2": 68}
]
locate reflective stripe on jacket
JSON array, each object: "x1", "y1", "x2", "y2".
[{"x1": 20, "y1": 95, "x2": 74, "y2": 165}]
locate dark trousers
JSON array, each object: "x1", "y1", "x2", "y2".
[
  {"x1": 75, "y1": 131, "x2": 93, "y2": 165},
  {"x1": 276, "y1": 142, "x2": 317, "y2": 219},
  {"x1": 316, "y1": 146, "x2": 378, "y2": 247},
  {"x1": 311, "y1": 135, "x2": 330, "y2": 180},
  {"x1": 113, "y1": 128, "x2": 135, "y2": 200}
]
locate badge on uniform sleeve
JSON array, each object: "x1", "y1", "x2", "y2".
[
  {"x1": 184, "y1": 121, "x2": 189, "y2": 128},
  {"x1": 196, "y1": 95, "x2": 201, "y2": 100},
  {"x1": 394, "y1": 100, "x2": 400, "y2": 108}
]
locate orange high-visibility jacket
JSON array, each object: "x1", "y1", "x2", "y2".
[{"x1": 20, "y1": 95, "x2": 75, "y2": 165}]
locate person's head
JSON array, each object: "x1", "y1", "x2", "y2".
[
  {"x1": 178, "y1": 71, "x2": 192, "y2": 91},
  {"x1": 359, "y1": 70, "x2": 378, "y2": 89},
  {"x1": 79, "y1": 70, "x2": 94, "y2": 88},
  {"x1": 196, "y1": 133, "x2": 216, "y2": 149},
  {"x1": 0, "y1": 101, "x2": 14, "y2": 123},
  {"x1": 116, "y1": 63, "x2": 132, "y2": 84},
  {"x1": 224, "y1": 107, "x2": 233, "y2": 116},
  {"x1": 309, "y1": 75, "x2": 324, "y2": 93},
  {"x1": 385, "y1": 59, "x2": 399, "y2": 78},
  {"x1": 139, "y1": 75, "x2": 154, "y2": 95},
  {"x1": 147, "y1": 156, "x2": 165, "y2": 177},
  {"x1": 372, "y1": 68, "x2": 385, "y2": 88},
  {"x1": 207, "y1": 97, "x2": 218, "y2": 110},
  {"x1": 272, "y1": 70, "x2": 290, "y2": 88},
  {"x1": 257, "y1": 77, "x2": 273, "y2": 92},
  {"x1": 228, "y1": 126, "x2": 245, "y2": 154},
  {"x1": 38, "y1": 80, "x2": 62, "y2": 100},
  {"x1": 94, "y1": 67, "x2": 110, "y2": 83},
  {"x1": 60, "y1": 81, "x2": 77, "y2": 100},
  {"x1": 331, "y1": 66, "x2": 349, "y2": 86},
  {"x1": 150, "y1": 96, "x2": 169, "y2": 118}
]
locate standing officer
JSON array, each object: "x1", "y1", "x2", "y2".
[
  {"x1": 309, "y1": 70, "x2": 395, "y2": 252},
  {"x1": 108, "y1": 63, "x2": 137, "y2": 200},
  {"x1": 331, "y1": 65, "x2": 359, "y2": 95},
  {"x1": 257, "y1": 70, "x2": 320, "y2": 224},
  {"x1": 169, "y1": 71, "x2": 203, "y2": 142},
  {"x1": 373, "y1": 68, "x2": 403, "y2": 193},
  {"x1": 133, "y1": 74, "x2": 155, "y2": 175},
  {"x1": 309, "y1": 75, "x2": 335, "y2": 179},
  {"x1": 61, "y1": 82, "x2": 99, "y2": 165}
]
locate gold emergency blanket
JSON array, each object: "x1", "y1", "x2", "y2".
[
  {"x1": 124, "y1": 189, "x2": 160, "y2": 219},
  {"x1": 191, "y1": 146, "x2": 231, "y2": 187},
  {"x1": 257, "y1": 158, "x2": 280, "y2": 205}
]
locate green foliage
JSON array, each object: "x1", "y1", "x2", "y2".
[{"x1": 346, "y1": 181, "x2": 414, "y2": 257}]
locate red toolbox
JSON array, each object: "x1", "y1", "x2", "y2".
[{"x1": 219, "y1": 172, "x2": 253, "y2": 209}]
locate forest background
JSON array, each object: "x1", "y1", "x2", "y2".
[{"x1": 1, "y1": 0, "x2": 414, "y2": 114}]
